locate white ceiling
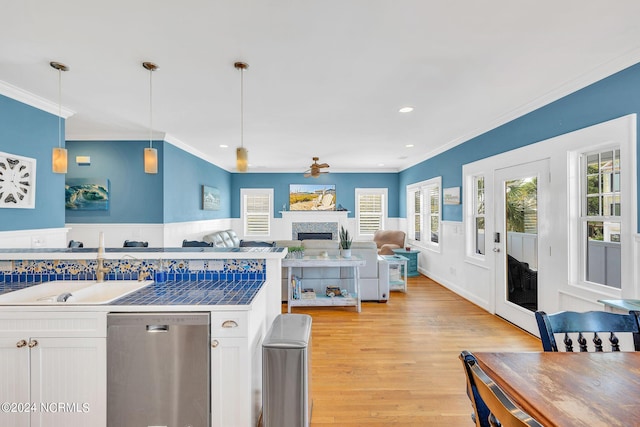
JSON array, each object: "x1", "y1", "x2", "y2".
[{"x1": 2, "y1": 1, "x2": 640, "y2": 174}]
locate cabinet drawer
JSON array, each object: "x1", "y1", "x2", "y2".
[
  {"x1": 0, "y1": 311, "x2": 107, "y2": 338},
  {"x1": 210, "y1": 312, "x2": 248, "y2": 337}
]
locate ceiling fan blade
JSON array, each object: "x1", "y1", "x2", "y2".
[
  {"x1": 317, "y1": 163, "x2": 329, "y2": 168},
  {"x1": 303, "y1": 172, "x2": 312, "y2": 178}
]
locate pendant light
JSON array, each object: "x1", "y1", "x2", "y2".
[
  {"x1": 235, "y1": 61, "x2": 249, "y2": 172},
  {"x1": 143, "y1": 61, "x2": 159, "y2": 174},
  {"x1": 50, "y1": 61, "x2": 69, "y2": 174}
]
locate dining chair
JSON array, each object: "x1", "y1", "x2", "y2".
[
  {"x1": 535, "y1": 310, "x2": 640, "y2": 352},
  {"x1": 123, "y1": 240, "x2": 148, "y2": 247},
  {"x1": 460, "y1": 351, "x2": 544, "y2": 427},
  {"x1": 181, "y1": 240, "x2": 213, "y2": 247},
  {"x1": 68, "y1": 240, "x2": 84, "y2": 248}
]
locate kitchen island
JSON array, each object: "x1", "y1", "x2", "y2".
[{"x1": 0, "y1": 246, "x2": 286, "y2": 427}]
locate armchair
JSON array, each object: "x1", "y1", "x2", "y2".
[{"x1": 373, "y1": 230, "x2": 406, "y2": 255}]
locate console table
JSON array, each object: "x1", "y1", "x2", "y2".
[
  {"x1": 391, "y1": 249, "x2": 420, "y2": 277},
  {"x1": 283, "y1": 255, "x2": 366, "y2": 313}
]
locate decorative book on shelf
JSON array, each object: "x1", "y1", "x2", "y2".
[
  {"x1": 301, "y1": 288, "x2": 316, "y2": 299},
  {"x1": 291, "y1": 275, "x2": 302, "y2": 299}
]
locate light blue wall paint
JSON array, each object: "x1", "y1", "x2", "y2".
[
  {"x1": 400, "y1": 62, "x2": 640, "y2": 229},
  {"x1": 0, "y1": 95, "x2": 65, "y2": 231},
  {"x1": 230, "y1": 172, "x2": 399, "y2": 218},
  {"x1": 163, "y1": 143, "x2": 231, "y2": 222},
  {"x1": 66, "y1": 140, "x2": 164, "y2": 223}
]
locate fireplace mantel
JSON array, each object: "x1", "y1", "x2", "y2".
[
  {"x1": 280, "y1": 211, "x2": 350, "y2": 222},
  {"x1": 280, "y1": 211, "x2": 350, "y2": 240}
]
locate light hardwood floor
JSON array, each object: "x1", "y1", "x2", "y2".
[{"x1": 283, "y1": 274, "x2": 541, "y2": 426}]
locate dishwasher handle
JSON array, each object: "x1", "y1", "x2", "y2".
[{"x1": 146, "y1": 324, "x2": 169, "y2": 332}]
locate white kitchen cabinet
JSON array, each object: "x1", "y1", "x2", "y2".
[
  {"x1": 0, "y1": 312, "x2": 107, "y2": 427},
  {"x1": 210, "y1": 286, "x2": 267, "y2": 427},
  {"x1": 210, "y1": 336, "x2": 250, "y2": 426}
]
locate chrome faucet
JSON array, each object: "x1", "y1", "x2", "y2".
[{"x1": 96, "y1": 232, "x2": 110, "y2": 282}]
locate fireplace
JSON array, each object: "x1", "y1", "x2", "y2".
[
  {"x1": 292, "y1": 221, "x2": 339, "y2": 240},
  {"x1": 297, "y1": 232, "x2": 333, "y2": 240}
]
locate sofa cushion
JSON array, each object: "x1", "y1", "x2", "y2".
[{"x1": 203, "y1": 229, "x2": 241, "y2": 248}]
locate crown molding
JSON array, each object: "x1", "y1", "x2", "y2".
[
  {"x1": 402, "y1": 47, "x2": 640, "y2": 171},
  {"x1": 0, "y1": 80, "x2": 75, "y2": 118}
]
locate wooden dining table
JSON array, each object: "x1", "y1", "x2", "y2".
[{"x1": 473, "y1": 351, "x2": 640, "y2": 427}]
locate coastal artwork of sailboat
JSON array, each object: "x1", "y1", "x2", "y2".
[{"x1": 65, "y1": 178, "x2": 109, "y2": 210}]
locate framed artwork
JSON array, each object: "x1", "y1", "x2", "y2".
[
  {"x1": 65, "y1": 178, "x2": 110, "y2": 210},
  {"x1": 0, "y1": 151, "x2": 37, "y2": 209},
  {"x1": 444, "y1": 187, "x2": 461, "y2": 205},
  {"x1": 289, "y1": 184, "x2": 336, "y2": 211},
  {"x1": 202, "y1": 185, "x2": 220, "y2": 210}
]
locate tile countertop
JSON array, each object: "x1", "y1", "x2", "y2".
[
  {"x1": 0, "y1": 246, "x2": 287, "y2": 260},
  {"x1": 112, "y1": 279, "x2": 264, "y2": 306},
  {"x1": 0, "y1": 279, "x2": 265, "y2": 309}
]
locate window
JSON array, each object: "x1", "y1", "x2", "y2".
[
  {"x1": 355, "y1": 188, "x2": 387, "y2": 238},
  {"x1": 410, "y1": 189, "x2": 422, "y2": 241},
  {"x1": 407, "y1": 177, "x2": 441, "y2": 249},
  {"x1": 473, "y1": 176, "x2": 486, "y2": 255},
  {"x1": 241, "y1": 189, "x2": 273, "y2": 237},
  {"x1": 581, "y1": 148, "x2": 621, "y2": 288}
]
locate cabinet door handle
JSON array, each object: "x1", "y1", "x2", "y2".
[
  {"x1": 28, "y1": 340, "x2": 38, "y2": 348},
  {"x1": 211, "y1": 339, "x2": 219, "y2": 348},
  {"x1": 222, "y1": 320, "x2": 238, "y2": 328},
  {"x1": 16, "y1": 339, "x2": 27, "y2": 348}
]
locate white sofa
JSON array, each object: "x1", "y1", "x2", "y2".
[{"x1": 276, "y1": 240, "x2": 389, "y2": 303}]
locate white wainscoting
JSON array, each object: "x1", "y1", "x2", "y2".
[
  {"x1": 163, "y1": 219, "x2": 232, "y2": 247},
  {"x1": 66, "y1": 220, "x2": 233, "y2": 248},
  {"x1": 0, "y1": 228, "x2": 70, "y2": 248}
]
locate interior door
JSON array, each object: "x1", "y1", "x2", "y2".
[{"x1": 494, "y1": 159, "x2": 549, "y2": 335}]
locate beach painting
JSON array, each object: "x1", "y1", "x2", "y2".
[
  {"x1": 65, "y1": 178, "x2": 109, "y2": 210},
  {"x1": 202, "y1": 185, "x2": 221, "y2": 211},
  {"x1": 289, "y1": 184, "x2": 336, "y2": 211}
]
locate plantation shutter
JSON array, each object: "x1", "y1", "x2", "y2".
[
  {"x1": 358, "y1": 193, "x2": 384, "y2": 235},
  {"x1": 245, "y1": 193, "x2": 270, "y2": 236}
]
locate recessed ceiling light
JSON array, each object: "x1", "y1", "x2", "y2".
[
  {"x1": 405, "y1": 144, "x2": 414, "y2": 148},
  {"x1": 398, "y1": 106, "x2": 414, "y2": 113},
  {"x1": 219, "y1": 144, "x2": 228, "y2": 148}
]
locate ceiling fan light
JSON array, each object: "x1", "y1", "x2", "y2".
[{"x1": 236, "y1": 146, "x2": 248, "y2": 172}]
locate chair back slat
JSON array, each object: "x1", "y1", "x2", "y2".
[
  {"x1": 460, "y1": 351, "x2": 544, "y2": 427},
  {"x1": 535, "y1": 310, "x2": 640, "y2": 352}
]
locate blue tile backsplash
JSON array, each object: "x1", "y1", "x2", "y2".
[{"x1": 0, "y1": 258, "x2": 266, "y2": 284}]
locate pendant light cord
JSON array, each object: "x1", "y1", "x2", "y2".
[
  {"x1": 57, "y1": 68, "x2": 62, "y2": 149},
  {"x1": 149, "y1": 67, "x2": 153, "y2": 149},
  {"x1": 240, "y1": 66, "x2": 244, "y2": 149}
]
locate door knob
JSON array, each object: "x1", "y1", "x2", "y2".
[
  {"x1": 493, "y1": 248, "x2": 501, "y2": 252},
  {"x1": 28, "y1": 339, "x2": 38, "y2": 348},
  {"x1": 211, "y1": 340, "x2": 219, "y2": 348},
  {"x1": 16, "y1": 339, "x2": 27, "y2": 348}
]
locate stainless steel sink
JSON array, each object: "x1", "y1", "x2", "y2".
[{"x1": 0, "y1": 280, "x2": 153, "y2": 305}]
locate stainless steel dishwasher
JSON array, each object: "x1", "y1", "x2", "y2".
[{"x1": 107, "y1": 312, "x2": 210, "y2": 427}]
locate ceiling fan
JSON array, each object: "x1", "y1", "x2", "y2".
[{"x1": 304, "y1": 157, "x2": 330, "y2": 178}]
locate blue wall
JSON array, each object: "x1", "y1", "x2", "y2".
[
  {"x1": 0, "y1": 95, "x2": 66, "y2": 231},
  {"x1": 230, "y1": 172, "x2": 399, "y2": 218},
  {"x1": 163, "y1": 143, "x2": 231, "y2": 222},
  {"x1": 400, "y1": 62, "x2": 640, "y2": 228},
  {"x1": 66, "y1": 140, "x2": 164, "y2": 223}
]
